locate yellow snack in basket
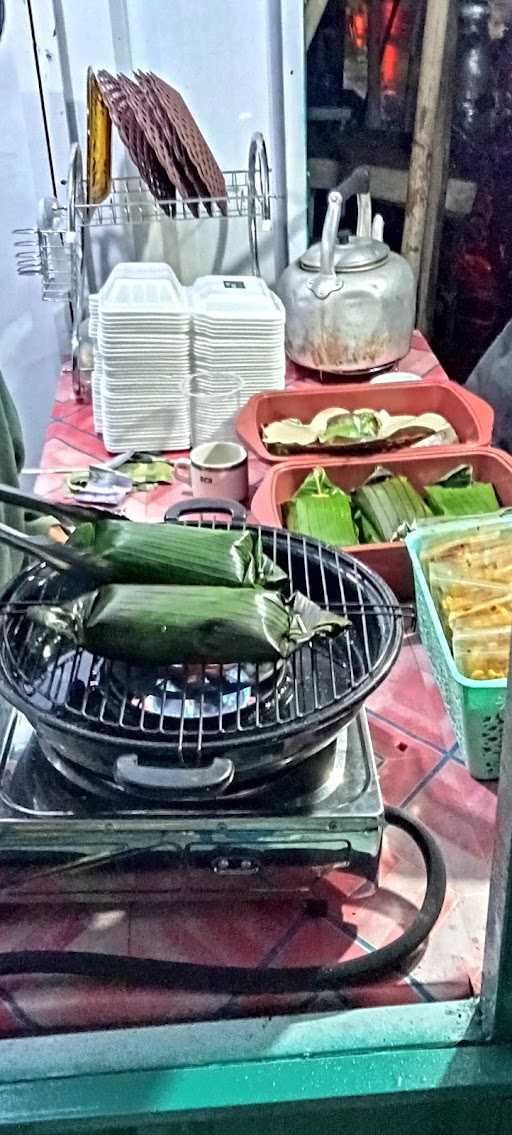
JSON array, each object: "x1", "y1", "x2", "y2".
[
  {"x1": 452, "y1": 625, "x2": 511, "y2": 680},
  {"x1": 429, "y1": 564, "x2": 512, "y2": 636},
  {"x1": 449, "y1": 593, "x2": 512, "y2": 632},
  {"x1": 422, "y1": 526, "x2": 512, "y2": 581}
]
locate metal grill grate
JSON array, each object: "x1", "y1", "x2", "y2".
[{"x1": 0, "y1": 526, "x2": 402, "y2": 765}]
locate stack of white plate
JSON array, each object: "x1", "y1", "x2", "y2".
[
  {"x1": 191, "y1": 275, "x2": 286, "y2": 398},
  {"x1": 96, "y1": 263, "x2": 191, "y2": 453}
]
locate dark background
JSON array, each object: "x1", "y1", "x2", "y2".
[{"x1": 306, "y1": 0, "x2": 512, "y2": 381}]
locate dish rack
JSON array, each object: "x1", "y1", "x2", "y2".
[{"x1": 13, "y1": 132, "x2": 274, "y2": 401}]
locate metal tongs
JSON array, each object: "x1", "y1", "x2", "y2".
[{"x1": 0, "y1": 482, "x2": 123, "y2": 583}]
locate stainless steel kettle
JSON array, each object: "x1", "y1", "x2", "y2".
[{"x1": 278, "y1": 167, "x2": 416, "y2": 374}]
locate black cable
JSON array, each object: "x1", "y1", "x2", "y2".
[
  {"x1": 26, "y1": 0, "x2": 58, "y2": 198},
  {"x1": 0, "y1": 807, "x2": 446, "y2": 994}
]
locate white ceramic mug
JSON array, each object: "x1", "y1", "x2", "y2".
[{"x1": 175, "y1": 441, "x2": 249, "y2": 502}]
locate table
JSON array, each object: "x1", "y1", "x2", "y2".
[{"x1": 0, "y1": 334, "x2": 494, "y2": 1037}]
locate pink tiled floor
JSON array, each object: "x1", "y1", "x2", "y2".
[{"x1": 0, "y1": 340, "x2": 496, "y2": 1036}]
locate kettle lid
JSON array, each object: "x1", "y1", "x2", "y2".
[{"x1": 300, "y1": 232, "x2": 389, "y2": 272}]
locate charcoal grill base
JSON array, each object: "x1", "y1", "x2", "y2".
[{"x1": 0, "y1": 708, "x2": 383, "y2": 902}]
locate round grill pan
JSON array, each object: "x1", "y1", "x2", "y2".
[{"x1": 0, "y1": 523, "x2": 402, "y2": 801}]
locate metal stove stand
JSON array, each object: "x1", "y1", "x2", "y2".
[{"x1": 0, "y1": 709, "x2": 383, "y2": 905}]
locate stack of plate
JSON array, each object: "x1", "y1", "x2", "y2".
[
  {"x1": 191, "y1": 276, "x2": 286, "y2": 397},
  {"x1": 96, "y1": 263, "x2": 191, "y2": 452}
]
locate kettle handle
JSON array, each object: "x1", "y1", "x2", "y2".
[
  {"x1": 334, "y1": 166, "x2": 372, "y2": 239},
  {"x1": 319, "y1": 166, "x2": 372, "y2": 278},
  {"x1": 319, "y1": 191, "x2": 344, "y2": 277}
]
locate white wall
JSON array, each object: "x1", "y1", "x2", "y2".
[
  {"x1": 0, "y1": 0, "x2": 307, "y2": 466},
  {"x1": 30, "y1": 0, "x2": 307, "y2": 288},
  {"x1": 0, "y1": 0, "x2": 64, "y2": 467}
]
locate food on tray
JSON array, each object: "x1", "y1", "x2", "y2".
[
  {"x1": 29, "y1": 585, "x2": 349, "y2": 666},
  {"x1": 284, "y1": 465, "x2": 501, "y2": 548},
  {"x1": 419, "y1": 517, "x2": 512, "y2": 681},
  {"x1": 423, "y1": 464, "x2": 499, "y2": 517},
  {"x1": 284, "y1": 468, "x2": 358, "y2": 545},
  {"x1": 262, "y1": 407, "x2": 458, "y2": 456},
  {"x1": 263, "y1": 420, "x2": 318, "y2": 450},
  {"x1": 70, "y1": 520, "x2": 287, "y2": 588},
  {"x1": 352, "y1": 472, "x2": 431, "y2": 543}
]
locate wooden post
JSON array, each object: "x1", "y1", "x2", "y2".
[
  {"x1": 417, "y1": 0, "x2": 458, "y2": 334},
  {"x1": 404, "y1": 0, "x2": 427, "y2": 135},
  {"x1": 366, "y1": 0, "x2": 382, "y2": 129},
  {"x1": 401, "y1": 0, "x2": 452, "y2": 284}
]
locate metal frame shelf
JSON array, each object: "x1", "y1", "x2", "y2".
[
  {"x1": 76, "y1": 168, "x2": 272, "y2": 227},
  {"x1": 13, "y1": 132, "x2": 274, "y2": 399}
]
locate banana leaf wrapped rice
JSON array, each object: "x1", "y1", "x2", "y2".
[
  {"x1": 423, "y1": 465, "x2": 499, "y2": 517},
  {"x1": 70, "y1": 520, "x2": 287, "y2": 588},
  {"x1": 352, "y1": 471, "x2": 431, "y2": 542},
  {"x1": 29, "y1": 585, "x2": 350, "y2": 666},
  {"x1": 284, "y1": 468, "x2": 358, "y2": 545}
]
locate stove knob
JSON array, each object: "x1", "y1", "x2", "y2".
[{"x1": 212, "y1": 853, "x2": 260, "y2": 874}]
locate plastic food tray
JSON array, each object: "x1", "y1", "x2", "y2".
[
  {"x1": 237, "y1": 380, "x2": 494, "y2": 464},
  {"x1": 250, "y1": 446, "x2": 512, "y2": 601},
  {"x1": 406, "y1": 516, "x2": 512, "y2": 780}
]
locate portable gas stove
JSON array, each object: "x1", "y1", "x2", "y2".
[
  {"x1": 0, "y1": 521, "x2": 400, "y2": 906},
  {"x1": 0, "y1": 704, "x2": 382, "y2": 904},
  {"x1": 0, "y1": 519, "x2": 447, "y2": 990}
]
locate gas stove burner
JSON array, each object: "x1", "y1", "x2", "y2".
[
  {"x1": 107, "y1": 660, "x2": 287, "y2": 721},
  {"x1": 144, "y1": 664, "x2": 257, "y2": 718}
]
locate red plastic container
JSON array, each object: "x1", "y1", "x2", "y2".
[
  {"x1": 250, "y1": 447, "x2": 512, "y2": 599},
  {"x1": 236, "y1": 380, "x2": 494, "y2": 464}
]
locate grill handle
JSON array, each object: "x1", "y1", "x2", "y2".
[
  {"x1": 114, "y1": 754, "x2": 235, "y2": 798},
  {"x1": 0, "y1": 482, "x2": 121, "y2": 526},
  {"x1": 164, "y1": 498, "x2": 247, "y2": 524},
  {"x1": 0, "y1": 518, "x2": 113, "y2": 581}
]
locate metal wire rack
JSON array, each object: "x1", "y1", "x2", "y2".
[
  {"x1": 13, "y1": 228, "x2": 78, "y2": 302},
  {"x1": 13, "y1": 132, "x2": 274, "y2": 398},
  {"x1": 76, "y1": 169, "x2": 271, "y2": 227},
  {"x1": 13, "y1": 164, "x2": 264, "y2": 297}
]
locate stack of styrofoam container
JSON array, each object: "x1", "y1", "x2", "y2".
[
  {"x1": 95, "y1": 264, "x2": 191, "y2": 453},
  {"x1": 191, "y1": 275, "x2": 286, "y2": 397},
  {"x1": 90, "y1": 268, "x2": 287, "y2": 452},
  {"x1": 88, "y1": 294, "x2": 103, "y2": 433}
]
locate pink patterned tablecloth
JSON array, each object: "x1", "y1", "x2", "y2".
[{"x1": 0, "y1": 334, "x2": 496, "y2": 1037}]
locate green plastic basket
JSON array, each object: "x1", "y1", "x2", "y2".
[{"x1": 406, "y1": 518, "x2": 509, "y2": 779}]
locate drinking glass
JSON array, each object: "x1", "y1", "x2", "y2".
[{"x1": 187, "y1": 371, "x2": 243, "y2": 447}]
